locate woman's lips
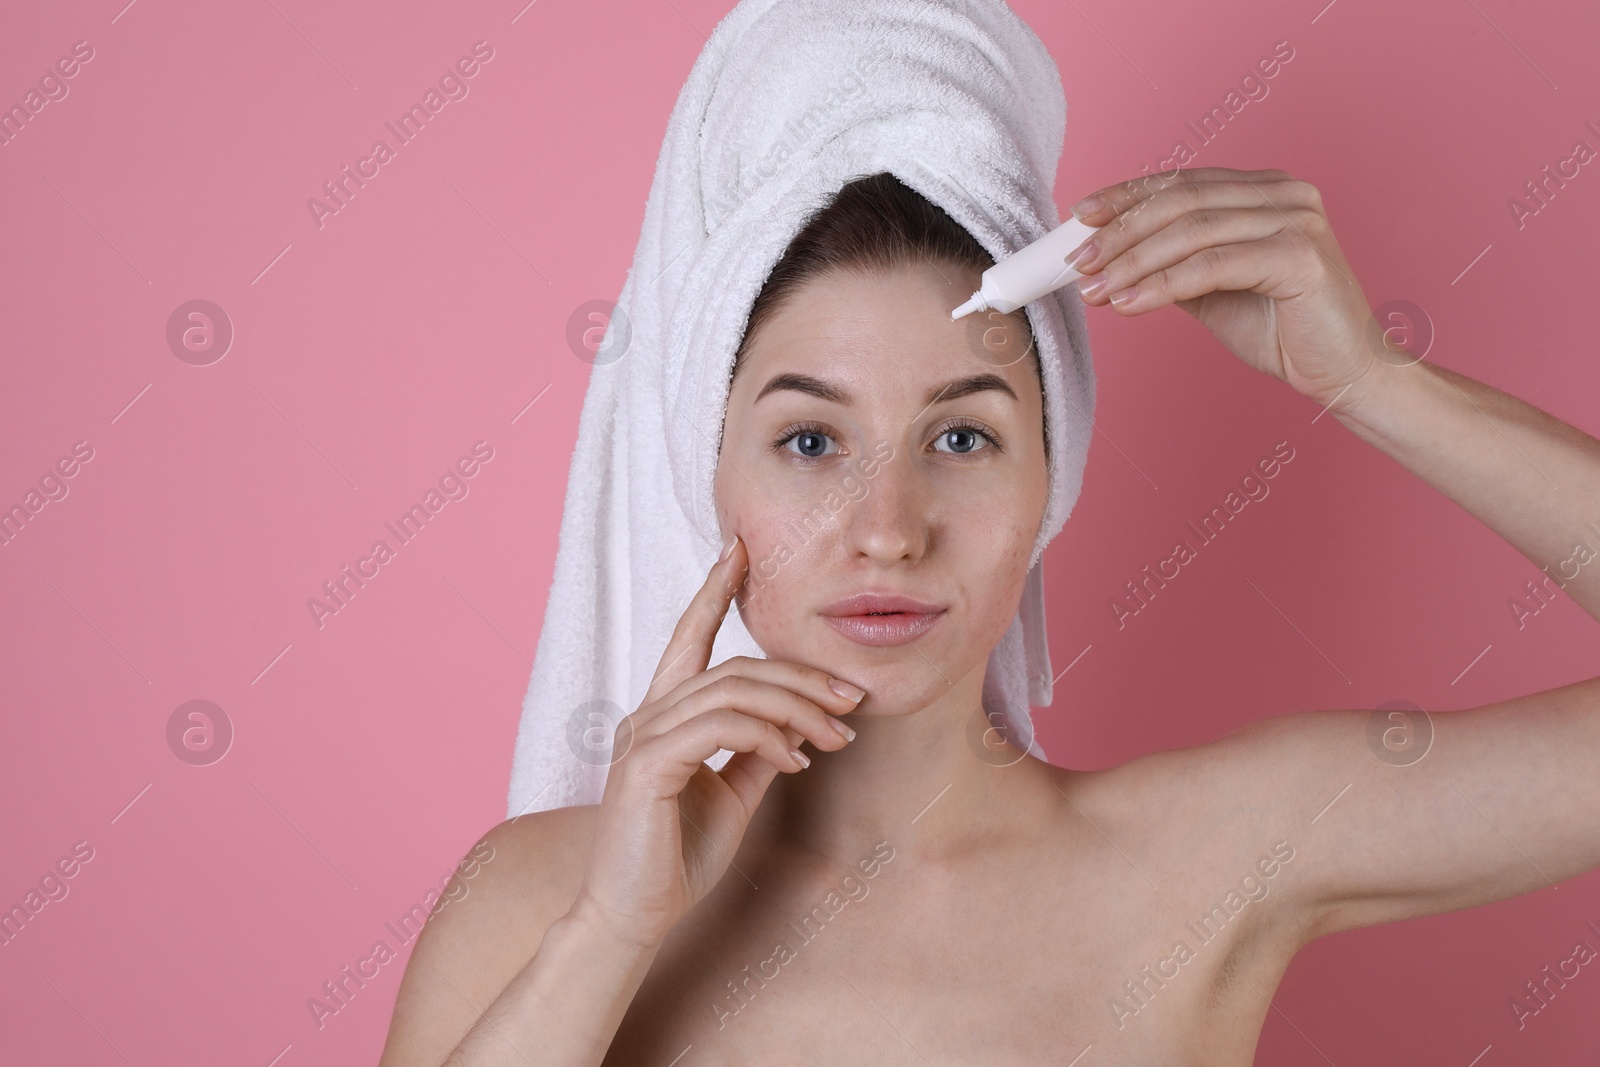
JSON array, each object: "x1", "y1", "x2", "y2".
[{"x1": 822, "y1": 611, "x2": 946, "y2": 647}]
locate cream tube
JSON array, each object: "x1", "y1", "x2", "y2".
[{"x1": 950, "y1": 215, "x2": 1103, "y2": 319}]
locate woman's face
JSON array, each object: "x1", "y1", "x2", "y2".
[{"x1": 714, "y1": 261, "x2": 1049, "y2": 714}]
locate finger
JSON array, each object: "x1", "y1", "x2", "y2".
[
  {"x1": 641, "y1": 674, "x2": 857, "y2": 755},
  {"x1": 718, "y1": 746, "x2": 787, "y2": 813},
  {"x1": 1075, "y1": 206, "x2": 1323, "y2": 306},
  {"x1": 1068, "y1": 179, "x2": 1321, "y2": 277},
  {"x1": 655, "y1": 655, "x2": 867, "y2": 723},
  {"x1": 720, "y1": 717, "x2": 808, "y2": 816},
  {"x1": 1093, "y1": 231, "x2": 1319, "y2": 315},
  {"x1": 627, "y1": 709, "x2": 809, "y2": 802},
  {"x1": 1070, "y1": 167, "x2": 1298, "y2": 224},
  {"x1": 643, "y1": 535, "x2": 749, "y2": 707}
]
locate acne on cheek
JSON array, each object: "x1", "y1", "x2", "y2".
[
  {"x1": 737, "y1": 570, "x2": 804, "y2": 657},
  {"x1": 966, "y1": 527, "x2": 1035, "y2": 638},
  {"x1": 738, "y1": 594, "x2": 795, "y2": 656},
  {"x1": 721, "y1": 510, "x2": 801, "y2": 650}
]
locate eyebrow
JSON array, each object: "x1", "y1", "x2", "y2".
[{"x1": 754, "y1": 371, "x2": 1018, "y2": 408}]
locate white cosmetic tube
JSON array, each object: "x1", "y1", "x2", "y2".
[{"x1": 950, "y1": 215, "x2": 1103, "y2": 319}]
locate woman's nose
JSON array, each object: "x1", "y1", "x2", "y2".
[{"x1": 841, "y1": 455, "x2": 927, "y2": 564}]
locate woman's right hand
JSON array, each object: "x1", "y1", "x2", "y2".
[{"x1": 571, "y1": 534, "x2": 866, "y2": 951}]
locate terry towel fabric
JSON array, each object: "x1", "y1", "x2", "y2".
[{"x1": 507, "y1": 0, "x2": 1096, "y2": 818}]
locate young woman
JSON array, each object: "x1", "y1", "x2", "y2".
[{"x1": 378, "y1": 169, "x2": 1600, "y2": 1066}]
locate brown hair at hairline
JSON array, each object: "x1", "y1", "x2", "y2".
[{"x1": 728, "y1": 170, "x2": 1049, "y2": 457}]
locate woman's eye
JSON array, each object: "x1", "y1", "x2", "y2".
[
  {"x1": 933, "y1": 427, "x2": 991, "y2": 454},
  {"x1": 783, "y1": 430, "x2": 839, "y2": 458}
]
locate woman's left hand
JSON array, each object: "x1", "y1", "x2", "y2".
[{"x1": 1066, "y1": 166, "x2": 1385, "y2": 415}]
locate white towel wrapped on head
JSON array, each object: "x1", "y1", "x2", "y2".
[{"x1": 507, "y1": 0, "x2": 1096, "y2": 819}]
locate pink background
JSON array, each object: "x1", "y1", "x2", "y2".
[{"x1": 3, "y1": 0, "x2": 1598, "y2": 1062}]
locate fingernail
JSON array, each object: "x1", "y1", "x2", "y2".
[
  {"x1": 1071, "y1": 195, "x2": 1105, "y2": 219},
  {"x1": 1077, "y1": 274, "x2": 1108, "y2": 299},
  {"x1": 790, "y1": 748, "x2": 811, "y2": 769},
  {"x1": 828, "y1": 678, "x2": 866, "y2": 703},
  {"x1": 1109, "y1": 284, "x2": 1140, "y2": 308},
  {"x1": 829, "y1": 716, "x2": 856, "y2": 742},
  {"x1": 1065, "y1": 239, "x2": 1098, "y2": 272},
  {"x1": 719, "y1": 533, "x2": 738, "y2": 561}
]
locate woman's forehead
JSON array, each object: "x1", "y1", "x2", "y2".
[{"x1": 732, "y1": 266, "x2": 1037, "y2": 403}]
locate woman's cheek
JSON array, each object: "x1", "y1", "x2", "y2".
[
  {"x1": 967, "y1": 522, "x2": 1034, "y2": 642},
  {"x1": 729, "y1": 516, "x2": 800, "y2": 649}
]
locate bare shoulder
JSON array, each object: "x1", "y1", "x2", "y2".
[
  {"x1": 1043, "y1": 714, "x2": 1290, "y2": 832},
  {"x1": 1043, "y1": 711, "x2": 1327, "y2": 947},
  {"x1": 378, "y1": 804, "x2": 601, "y2": 1067}
]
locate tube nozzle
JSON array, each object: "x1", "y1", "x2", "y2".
[{"x1": 950, "y1": 292, "x2": 987, "y2": 320}]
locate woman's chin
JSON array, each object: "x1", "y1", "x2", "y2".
[{"x1": 770, "y1": 647, "x2": 969, "y2": 716}]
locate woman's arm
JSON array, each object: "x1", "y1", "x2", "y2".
[
  {"x1": 438, "y1": 892, "x2": 663, "y2": 1067},
  {"x1": 380, "y1": 540, "x2": 859, "y2": 1065},
  {"x1": 1331, "y1": 352, "x2": 1600, "y2": 622},
  {"x1": 1266, "y1": 345, "x2": 1600, "y2": 937},
  {"x1": 1064, "y1": 166, "x2": 1600, "y2": 942},
  {"x1": 1127, "y1": 352, "x2": 1600, "y2": 943},
  {"x1": 377, "y1": 812, "x2": 661, "y2": 1067}
]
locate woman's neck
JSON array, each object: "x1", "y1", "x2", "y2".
[{"x1": 746, "y1": 661, "x2": 1058, "y2": 871}]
